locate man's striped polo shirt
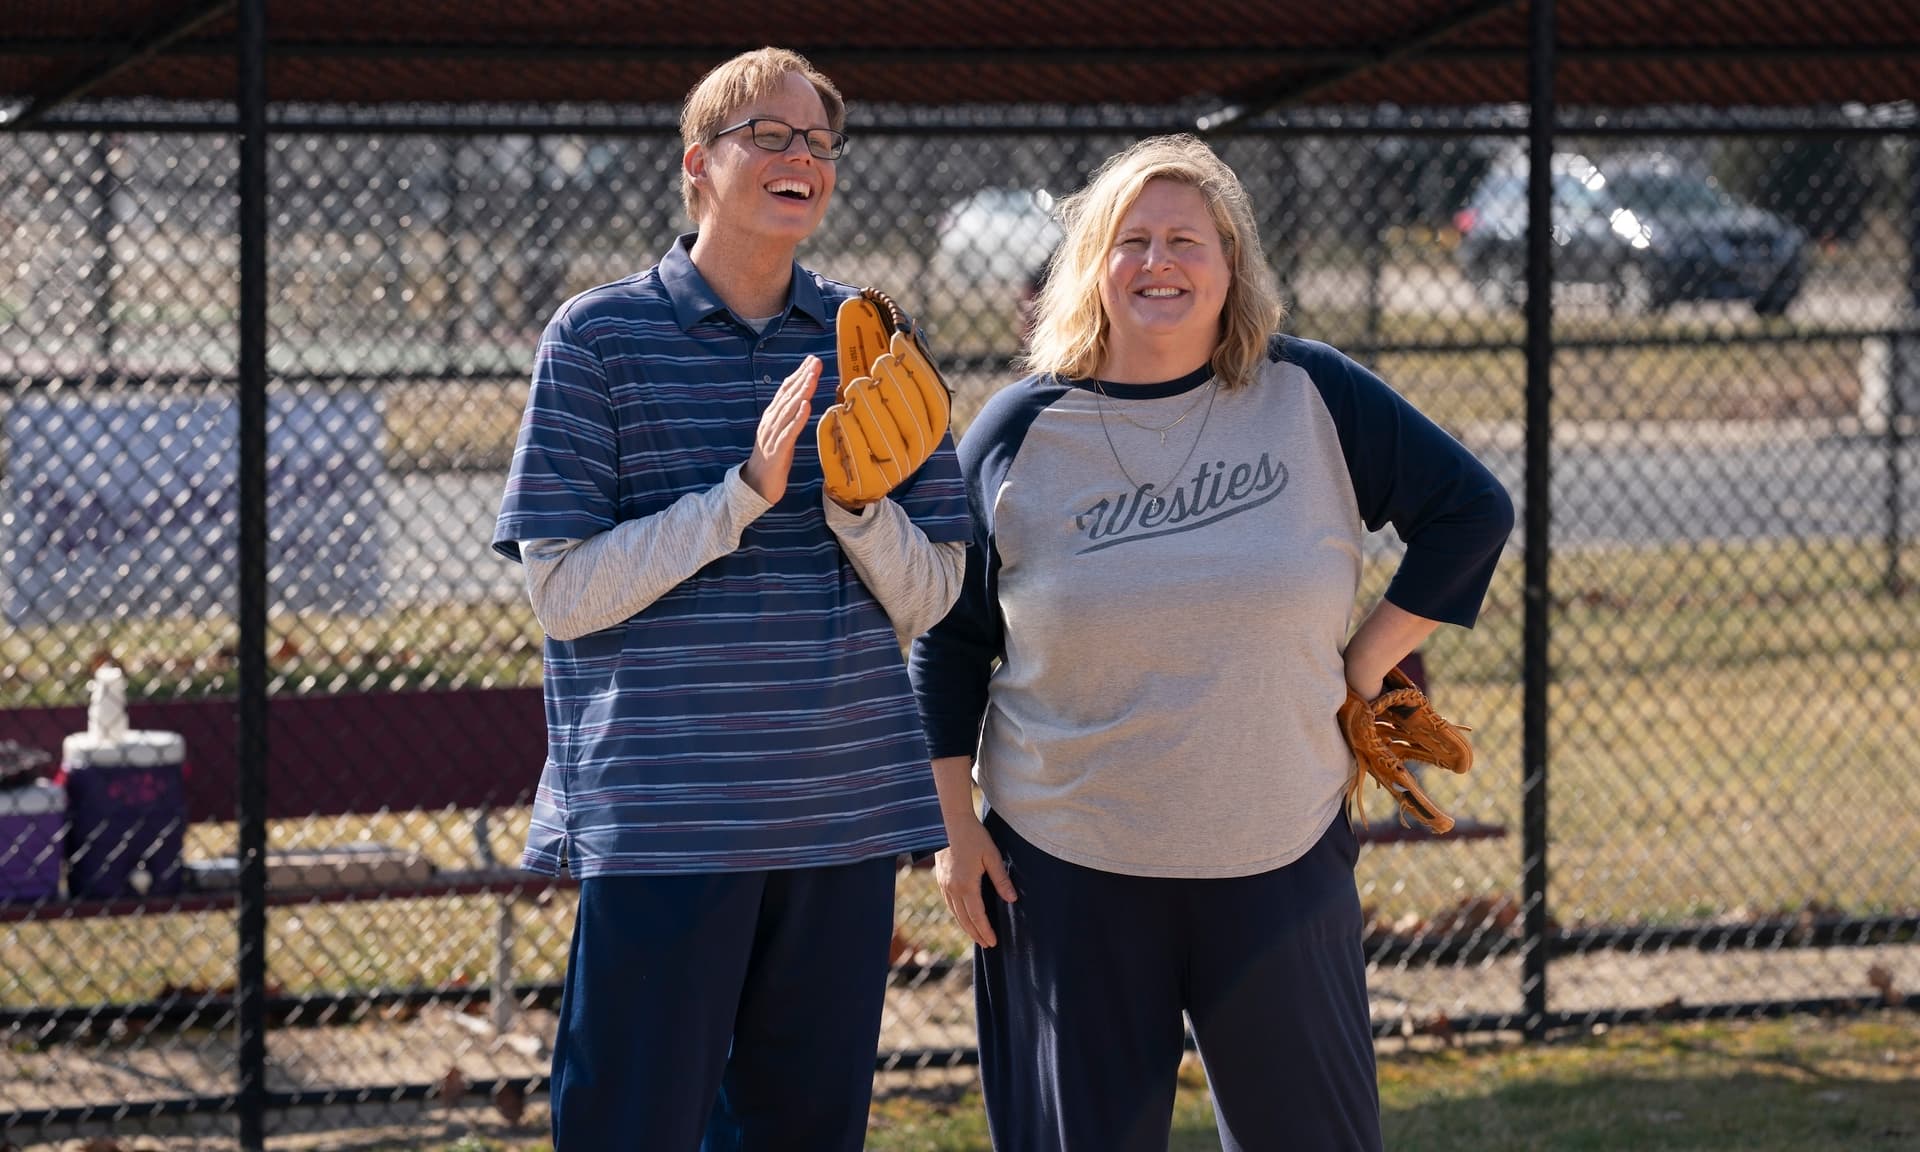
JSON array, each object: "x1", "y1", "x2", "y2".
[{"x1": 493, "y1": 234, "x2": 971, "y2": 876}]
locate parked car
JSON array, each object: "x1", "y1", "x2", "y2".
[
  {"x1": 1453, "y1": 152, "x2": 1806, "y2": 315},
  {"x1": 927, "y1": 187, "x2": 1064, "y2": 352},
  {"x1": 932, "y1": 187, "x2": 1064, "y2": 283}
]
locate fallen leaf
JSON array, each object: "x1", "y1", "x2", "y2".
[
  {"x1": 1866, "y1": 964, "x2": 1900, "y2": 1005},
  {"x1": 381, "y1": 1001, "x2": 418, "y2": 1023},
  {"x1": 1429, "y1": 894, "x2": 1522, "y2": 935},
  {"x1": 494, "y1": 1081, "x2": 527, "y2": 1125},
  {"x1": 438, "y1": 1064, "x2": 468, "y2": 1106},
  {"x1": 888, "y1": 928, "x2": 917, "y2": 966},
  {"x1": 1414, "y1": 1013, "x2": 1457, "y2": 1044}
]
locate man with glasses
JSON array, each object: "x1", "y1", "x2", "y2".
[{"x1": 493, "y1": 47, "x2": 969, "y2": 1151}]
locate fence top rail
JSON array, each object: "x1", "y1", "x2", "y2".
[{"x1": 4, "y1": 101, "x2": 1916, "y2": 137}]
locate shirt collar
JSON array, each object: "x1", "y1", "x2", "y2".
[{"x1": 659, "y1": 232, "x2": 830, "y2": 332}]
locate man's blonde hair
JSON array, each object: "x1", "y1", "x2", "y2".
[
  {"x1": 1022, "y1": 135, "x2": 1285, "y2": 390},
  {"x1": 680, "y1": 47, "x2": 846, "y2": 223}
]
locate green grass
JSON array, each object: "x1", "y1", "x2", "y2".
[
  {"x1": 1348, "y1": 536, "x2": 1919, "y2": 926},
  {"x1": 375, "y1": 323, "x2": 1869, "y2": 469},
  {"x1": 8, "y1": 534, "x2": 1909, "y2": 705},
  {"x1": 0, "y1": 602, "x2": 543, "y2": 709},
  {"x1": 382, "y1": 378, "x2": 531, "y2": 472},
  {"x1": 1370, "y1": 1014, "x2": 1920, "y2": 1152},
  {"x1": 270, "y1": 1014, "x2": 1920, "y2": 1151},
  {"x1": 875, "y1": 1013, "x2": 1920, "y2": 1152},
  {"x1": 1370, "y1": 337, "x2": 1865, "y2": 428}
]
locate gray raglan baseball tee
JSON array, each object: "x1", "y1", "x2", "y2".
[{"x1": 909, "y1": 335, "x2": 1514, "y2": 879}]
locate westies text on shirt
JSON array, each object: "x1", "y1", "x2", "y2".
[{"x1": 1074, "y1": 452, "x2": 1290, "y2": 554}]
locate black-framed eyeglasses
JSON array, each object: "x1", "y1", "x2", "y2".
[{"x1": 711, "y1": 117, "x2": 848, "y2": 161}]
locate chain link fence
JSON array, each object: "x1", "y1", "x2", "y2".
[{"x1": 1, "y1": 102, "x2": 1916, "y2": 1142}]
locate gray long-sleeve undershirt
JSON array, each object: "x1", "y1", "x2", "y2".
[{"x1": 519, "y1": 463, "x2": 964, "y2": 644}]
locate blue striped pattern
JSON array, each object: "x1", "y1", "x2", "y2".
[{"x1": 495, "y1": 235, "x2": 971, "y2": 876}]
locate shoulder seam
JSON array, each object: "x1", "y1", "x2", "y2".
[{"x1": 555, "y1": 269, "x2": 665, "y2": 327}]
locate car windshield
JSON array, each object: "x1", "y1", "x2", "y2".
[
  {"x1": 1604, "y1": 173, "x2": 1737, "y2": 216},
  {"x1": 1473, "y1": 172, "x2": 1611, "y2": 213},
  {"x1": 951, "y1": 188, "x2": 1050, "y2": 218},
  {"x1": 1476, "y1": 165, "x2": 1740, "y2": 219}
]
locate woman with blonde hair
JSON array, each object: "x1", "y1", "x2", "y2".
[{"x1": 911, "y1": 135, "x2": 1512, "y2": 1150}]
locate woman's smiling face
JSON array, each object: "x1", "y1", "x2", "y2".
[{"x1": 1099, "y1": 178, "x2": 1231, "y2": 354}]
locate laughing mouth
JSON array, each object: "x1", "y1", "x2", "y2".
[{"x1": 766, "y1": 179, "x2": 812, "y2": 200}]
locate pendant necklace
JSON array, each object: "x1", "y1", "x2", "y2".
[
  {"x1": 1094, "y1": 375, "x2": 1213, "y2": 445},
  {"x1": 1092, "y1": 377, "x2": 1219, "y2": 516}
]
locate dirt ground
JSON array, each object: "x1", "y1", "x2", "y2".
[{"x1": 5, "y1": 942, "x2": 1916, "y2": 1150}]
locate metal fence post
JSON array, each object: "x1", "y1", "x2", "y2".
[
  {"x1": 1889, "y1": 139, "x2": 1916, "y2": 598},
  {"x1": 235, "y1": 0, "x2": 270, "y2": 1146},
  {"x1": 1521, "y1": 0, "x2": 1556, "y2": 1041},
  {"x1": 89, "y1": 133, "x2": 117, "y2": 363}
]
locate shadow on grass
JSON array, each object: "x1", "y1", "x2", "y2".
[
  {"x1": 873, "y1": 1048, "x2": 1920, "y2": 1152},
  {"x1": 1381, "y1": 1071, "x2": 1919, "y2": 1152}
]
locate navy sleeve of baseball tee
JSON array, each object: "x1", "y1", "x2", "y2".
[{"x1": 1279, "y1": 336, "x2": 1515, "y2": 628}]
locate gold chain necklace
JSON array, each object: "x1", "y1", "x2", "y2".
[
  {"x1": 1091, "y1": 378, "x2": 1219, "y2": 516},
  {"x1": 1091, "y1": 375, "x2": 1214, "y2": 445}
]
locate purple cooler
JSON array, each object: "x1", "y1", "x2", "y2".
[
  {"x1": 0, "y1": 781, "x2": 66, "y2": 902},
  {"x1": 60, "y1": 730, "x2": 187, "y2": 900}
]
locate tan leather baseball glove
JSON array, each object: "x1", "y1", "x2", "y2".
[
  {"x1": 818, "y1": 288, "x2": 952, "y2": 509},
  {"x1": 1338, "y1": 666, "x2": 1475, "y2": 835}
]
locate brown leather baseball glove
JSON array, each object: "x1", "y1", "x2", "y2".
[
  {"x1": 818, "y1": 288, "x2": 952, "y2": 509},
  {"x1": 1338, "y1": 665, "x2": 1475, "y2": 835}
]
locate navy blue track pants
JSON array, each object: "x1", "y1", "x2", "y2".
[
  {"x1": 974, "y1": 811, "x2": 1383, "y2": 1152},
  {"x1": 548, "y1": 858, "x2": 896, "y2": 1152}
]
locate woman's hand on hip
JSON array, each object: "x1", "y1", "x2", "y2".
[{"x1": 935, "y1": 817, "x2": 1016, "y2": 949}]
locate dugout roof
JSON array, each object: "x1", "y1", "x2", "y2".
[{"x1": 2, "y1": 0, "x2": 1917, "y2": 124}]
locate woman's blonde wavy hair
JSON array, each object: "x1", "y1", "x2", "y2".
[{"x1": 1021, "y1": 135, "x2": 1285, "y2": 390}]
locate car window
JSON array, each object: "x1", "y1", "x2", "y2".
[
  {"x1": 1475, "y1": 171, "x2": 1611, "y2": 214},
  {"x1": 935, "y1": 189, "x2": 1064, "y2": 282},
  {"x1": 1556, "y1": 172, "x2": 1612, "y2": 221},
  {"x1": 1607, "y1": 174, "x2": 1736, "y2": 215},
  {"x1": 1473, "y1": 174, "x2": 1524, "y2": 208}
]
